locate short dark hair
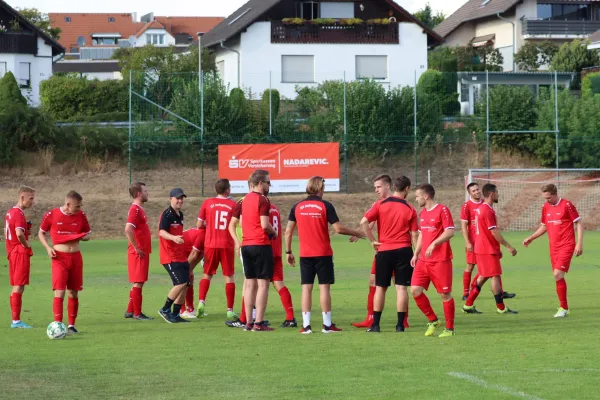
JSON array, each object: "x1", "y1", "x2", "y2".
[
  {"x1": 66, "y1": 190, "x2": 83, "y2": 202},
  {"x1": 482, "y1": 183, "x2": 497, "y2": 197},
  {"x1": 250, "y1": 170, "x2": 269, "y2": 185},
  {"x1": 215, "y1": 179, "x2": 231, "y2": 195},
  {"x1": 466, "y1": 182, "x2": 479, "y2": 191},
  {"x1": 541, "y1": 183, "x2": 557, "y2": 195},
  {"x1": 416, "y1": 183, "x2": 435, "y2": 199},
  {"x1": 129, "y1": 182, "x2": 146, "y2": 198},
  {"x1": 393, "y1": 176, "x2": 411, "y2": 192},
  {"x1": 373, "y1": 174, "x2": 392, "y2": 186}
]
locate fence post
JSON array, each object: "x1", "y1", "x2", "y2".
[
  {"x1": 128, "y1": 69, "x2": 132, "y2": 186},
  {"x1": 413, "y1": 70, "x2": 418, "y2": 185},
  {"x1": 269, "y1": 70, "x2": 273, "y2": 141},
  {"x1": 199, "y1": 35, "x2": 205, "y2": 197},
  {"x1": 554, "y1": 70, "x2": 559, "y2": 183},
  {"x1": 344, "y1": 71, "x2": 348, "y2": 194},
  {"x1": 486, "y1": 70, "x2": 490, "y2": 171}
]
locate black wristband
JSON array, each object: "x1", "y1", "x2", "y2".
[{"x1": 285, "y1": 251, "x2": 292, "y2": 254}]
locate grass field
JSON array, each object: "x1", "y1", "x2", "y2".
[{"x1": 1, "y1": 233, "x2": 600, "y2": 400}]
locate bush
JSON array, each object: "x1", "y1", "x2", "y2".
[
  {"x1": 0, "y1": 71, "x2": 27, "y2": 108},
  {"x1": 581, "y1": 72, "x2": 600, "y2": 99}
]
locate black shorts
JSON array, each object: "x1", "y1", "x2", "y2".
[
  {"x1": 300, "y1": 256, "x2": 334, "y2": 285},
  {"x1": 375, "y1": 247, "x2": 413, "y2": 287},
  {"x1": 163, "y1": 262, "x2": 190, "y2": 286},
  {"x1": 241, "y1": 245, "x2": 274, "y2": 280}
]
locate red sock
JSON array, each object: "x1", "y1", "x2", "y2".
[
  {"x1": 443, "y1": 298, "x2": 455, "y2": 330},
  {"x1": 463, "y1": 271, "x2": 472, "y2": 296},
  {"x1": 186, "y1": 285, "x2": 195, "y2": 312},
  {"x1": 126, "y1": 288, "x2": 134, "y2": 314},
  {"x1": 556, "y1": 278, "x2": 568, "y2": 309},
  {"x1": 199, "y1": 279, "x2": 211, "y2": 302},
  {"x1": 367, "y1": 286, "x2": 376, "y2": 316},
  {"x1": 470, "y1": 273, "x2": 480, "y2": 290},
  {"x1": 225, "y1": 282, "x2": 235, "y2": 310},
  {"x1": 404, "y1": 305, "x2": 410, "y2": 328},
  {"x1": 68, "y1": 298, "x2": 79, "y2": 326},
  {"x1": 239, "y1": 296, "x2": 247, "y2": 323},
  {"x1": 131, "y1": 287, "x2": 142, "y2": 317},
  {"x1": 278, "y1": 286, "x2": 295, "y2": 320},
  {"x1": 465, "y1": 285, "x2": 481, "y2": 307},
  {"x1": 10, "y1": 293, "x2": 22, "y2": 321},
  {"x1": 414, "y1": 293, "x2": 437, "y2": 321},
  {"x1": 53, "y1": 297, "x2": 64, "y2": 322}
]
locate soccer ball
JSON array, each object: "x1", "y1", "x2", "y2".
[{"x1": 46, "y1": 321, "x2": 68, "y2": 339}]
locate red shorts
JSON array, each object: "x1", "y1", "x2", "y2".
[
  {"x1": 271, "y1": 256, "x2": 284, "y2": 282},
  {"x1": 551, "y1": 251, "x2": 573, "y2": 273},
  {"x1": 128, "y1": 252, "x2": 150, "y2": 283},
  {"x1": 8, "y1": 248, "x2": 32, "y2": 286},
  {"x1": 476, "y1": 253, "x2": 502, "y2": 278},
  {"x1": 52, "y1": 251, "x2": 84, "y2": 291},
  {"x1": 203, "y1": 247, "x2": 234, "y2": 277},
  {"x1": 466, "y1": 250, "x2": 477, "y2": 265},
  {"x1": 411, "y1": 259, "x2": 453, "y2": 293}
]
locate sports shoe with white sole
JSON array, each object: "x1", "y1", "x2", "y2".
[
  {"x1": 180, "y1": 311, "x2": 197, "y2": 319},
  {"x1": 553, "y1": 307, "x2": 570, "y2": 318}
]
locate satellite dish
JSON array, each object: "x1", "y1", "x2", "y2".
[{"x1": 76, "y1": 36, "x2": 86, "y2": 46}]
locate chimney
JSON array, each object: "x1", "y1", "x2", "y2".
[{"x1": 132, "y1": 12, "x2": 137, "y2": 22}]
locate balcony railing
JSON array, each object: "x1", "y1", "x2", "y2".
[
  {"x1": 0, "y1": 33, "x2": 37, "y2": 55},
  {"x1": 522, "y1": 19, "x2": 600, "y2": 36},
  {"x1": 271, "y1": 21, "x2": 399, "y2": 44}
]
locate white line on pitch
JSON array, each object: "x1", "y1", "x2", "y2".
[
  {"x1": 479, "y1": 368, "x2": 600, "y2": 374},
  {"x1": 447, "y1": 372, "x2": 546, "y2": 400}
]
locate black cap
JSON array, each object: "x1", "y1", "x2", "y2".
[{"x1": 169, "y1": 188, "x2": 187, "y2": 198}]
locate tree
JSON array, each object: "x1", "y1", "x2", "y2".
[
  {"x1": 429, "y1": 45, "x2": 503, "y2": 72},
  {"x1": 550, "y1": 39, "x2": 600, "y2": 73},
  {"x1": 113, "y1": 45, "x2": 215, "y2": 77},
  {"x1": 0, "y1": 72, "x2": 27, "y2": 108},
  {"x1": 515, "y1": 41, "x2": 558, "y2": 71},
  {"x1": 414, "y1": 3, "x2": 445, "y2": 29},
  {"x1": 16, "y1": 8, "x2": 61, "y2": 40}
]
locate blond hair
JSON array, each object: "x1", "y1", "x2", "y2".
[
  {"x1": 18, "y1": 186, "x2": 35, "y2": 195},
  {"x1": 306, "y1": 176, "x2": 325, "y2": 196}
]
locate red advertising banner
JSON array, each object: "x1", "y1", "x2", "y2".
[{"x1": 218, "y1": 143, "x2": 340, "y2": 193}]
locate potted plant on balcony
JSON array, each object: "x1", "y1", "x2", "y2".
[
  {"x1": 366, "y1": 18, "x2": 391, "y2": 25},
  {"x1": 311, "y1": 18, "x2": 336, "y2": 25},
  {"x1": 282, "y1": 18, "x2": 306, "y2": 25},
  {"x1": 0, "y1": 22, "x2": 7, "y2": 34},
  {"x1": 339, "y1": 18, "x2": 364, "y2": 26},
  {"x1": 9, "y1": 19, "x2": 22, "y2": 33}
]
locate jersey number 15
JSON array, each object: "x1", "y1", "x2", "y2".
[{"x1": 215, "y1": 211, "x2": 228, "y2": 230}]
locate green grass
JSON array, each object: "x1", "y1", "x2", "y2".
[{"x1": 2, "y1": 233, "x2": 600, "y2": 399}]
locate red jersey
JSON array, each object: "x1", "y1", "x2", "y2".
[
  {"x1": 418, "y1": 203, "x2": 454, "y2": 261},
  {"x1": 270, "y1": 202, "x2": 282, "y2": 257},
  {"x1": 199, "y1": 196, "x2": 236, "y2": 249},
  {"x1": 288, "y1": 195, "x2": 339, "y2": 258},
  {"x1": 126, "y1": 203, "x2": 152, "y2": 254},
  {"x1": 4, "y1": 207, "x2": 27, "y2": 255},
  {"x1": 232, "y1": 191, "x2": 271, "y2": 246},
  {"x1": 460, "y1": 198, "x2": 482, "y2": 242},
  {"x1": 474, "y1": 203, "x2": 500, "y2": 255},
  {"x1": 40, "y1": 207, "x2": 91, "y2": 245},
  {"x1": 541, "y1": 198, "x2": 580, "y2": 252},
  {"x1": 182, "y1": 228, "x2": 205, "y2": 256},
  {"x1": 158, "y1": 206, "x2": 186, "y2": 264},
  {"x1": 364, "y1": 196, "x2": 417, "y2": 251}
]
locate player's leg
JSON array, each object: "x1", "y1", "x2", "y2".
[
  {"x1": 463, "y1": 263, "x2": 475, "y2": 300},
  {"x1": 198, "y1": 248, "x2": 217, "y2": 316},
  {"x1": 252, "y1": 246, "x2": 274, "y2": 331},
  {"x1": 299, "y1": 257, "x2": 316, "y2": 334},
  {"x1": 65, "y1": 252, "x2": 84, "y2": 334},
  {"x1": 241, "y1": 246, "x2": 258, "y2": 330},
  {"x1": 370, "y1": 252, "x2": 392, "y2": 332},
  {"x1": 553, "y1": 265, "x2": 569, "y2": 317},
  {"x1": 223, "y1": 248, "x2": 237, "y2": 319},
  {"x1": 272, "y1": 256, "x2": 296, "y2": 327},
  {"x1": 317, "y1": 256, "x2": 339, "y2": 333},
  {"x1": 392, "y1": 248, "x2": 413, "y2": 333},
  {"x1": 125, "y1": 252, "x2": 136, "y2": 318},
  {"x1": 411, "y1": 261, "x2": 440, "y2": 335},
  {"x1": 171, "y1": 263, "x2": 191, "y2": 322},
  {"x1": 491, "y1": 275, "x2": 517, "y2": 314},
  {"x1": 433, "y1": 261, "x2": 455, "y2": 337},
  {"x1": 353, "y1": 258, "x2": 377, "y2": 328},
  {"x1": 130, "y1": 252, "x2": 151, "y2": 320},
  {"x1": 9, "y1": 251, "x2": 32, "y2": 328},
  {"x1": 159, "y1": 263, "x2": 189, "y2": 323}
]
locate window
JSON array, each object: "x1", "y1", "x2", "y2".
[
  {"x1": 146, "y1": 34, "x2": 165, "y2": 45},
  {"x1": 356, "y1": 55, "x2": 387, "y2": 80},
  {"x1": 320, "y1": 2, "x2": 354, "y2": 18},
  {"x1": 108, "y1": 17, "x2": 115, "y2": 22},
  {"x1": 282, "y1": 55, "x2": 315, "y2": 83},
  {"x1": 69, "y1": 46, "x2": 78, "y2": 53},
  {"x1": 18, "y1": 62, "x2": 30, "y2": 88},
  {"x1": 538, "y1": 3, "x2": 589, "y2": 20},
  {"x1": 460, "y1": 83, "x2": 469, "y2": 102},
  {"x1": 0, "y1": 62, "x2": 6, "y2": 78},
  {"x1": 64, "y1": 16, "x2": 71, "y2": 22},
  {"x1": 300, "y1": 1, "x2": 320, "y2": 20},
  {"x1": 217, "y1": 61, "x2": 225, "y2": 79}
]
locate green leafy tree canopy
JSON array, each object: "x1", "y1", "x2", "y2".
[
  {"x1": 16, "y1": 8, "x2": 61, "y2": 40},
  {"x1": 414, "y1": 3, "x2": 445, "y2": 29}
]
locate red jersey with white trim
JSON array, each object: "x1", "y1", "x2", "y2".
[
  {"x1": 4, "y1": 207, "x2": 27, "y2": 254},
  {"x1": 269, "y1": 202, "x2": 282, "y2": 257},
  {"x1": 232, "y1": 191, "x2": 271, "y2": 246},
  {"x1": 460, "y1": 198, "x2": 482, "y2": 243},
  {"x1": 199, "y1": 197, "x2": 236, "y2": 249},
  {"x1": 419, "y1": 203, "x2": 455, "y2": 261},
  {"x1": 541, "y1": 198, "x2": 580, "y2": 252},
  {"x1": 364, "y1": 196, "x2": 417, "y2": 251},
  {"x1": 127, "y1": 204, "x2": 152, "y2": 254},
  {"x1": 182, "y1": 228, "x2": 205, "y2": 256},
  {"x1": 158, "y1": 206, "x2": 186, "y2": 264},
  {"x1": 474, "y1": 203, "x2": 500, "y2": 255},
  {"x1": 40, "y1": 207, "x2": 91, "y2": 245}
]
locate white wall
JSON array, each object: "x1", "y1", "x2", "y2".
[
  {"x1": 135, "y1": 29, "x2": 175, "y2": 46},
  {"x1": 81, "y1": 71, "x2": 123, "y2": 81},
  {"x1": 214, "y1": 38, "x2": 241, "y2": 91},
  {"x1": 444, "y1": 22, "x2": 476, "y2": 47},
  {"x1": 236, "y1": 21, "x2": 427, "y2": 98}
]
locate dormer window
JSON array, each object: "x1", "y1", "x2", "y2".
[
  {"x1": 64, "y1": 16, "x2": 71, "y2": 22},
  {"x1": 108, "y1": 17, "x2": 115, "y2": 23}
]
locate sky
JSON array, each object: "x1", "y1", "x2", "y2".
[{"x1": 8, "y1": 0, "x2": 464, "y2": 19}]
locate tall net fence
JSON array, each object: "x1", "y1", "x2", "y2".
[
  {"x1": 469, "y1": 169, "x2": 600, "y2": 231},
  {"x1": 128, "y1": 70, "x2": 600, "y2": 194}
]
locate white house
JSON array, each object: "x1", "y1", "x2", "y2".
[
  {"x1": 201, "y1": 0, "x2": 443, "y2": 98},
  {"x1": 435, "y1": 0, "x2": 600, "y2": 72},
  {"x1": 0, "y1": 0, "x2": 64, "y2": 105}
]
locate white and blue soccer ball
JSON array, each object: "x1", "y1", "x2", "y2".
[{"x1": 46, "y1": 321, "x2": 67, "y2": 339}]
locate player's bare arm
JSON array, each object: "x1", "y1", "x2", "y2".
[
  {"x1": 187, "y1": 249, "x2": 202, "y2": 269},
  {"x1": 523, "y1": 224, "x2": 547, "y2": 247},
  {"x1": 260, "y1": 215, "x2": 277, "y2": 238},
  {"x1": 333, "y1": 222, "x2": 365, "y2": 239},
  {"x1": 159, "y1": 229, "x2": 184, "y2": 244},
  {"x1": 461, "y1": 220, "x2": 472, "y2": 252},
  {"x1": 350, "y1": 221, "x2": 375, "y2": 243},
  {"x1": 575, "y1": 220, "x2": 584, "y2": 256},
  {"x1": 125, "y1": 224, "x2": 145, "y2": 258},
  {"x1": 359, "y1": 217, "x2": 379, "y2": 250},
  {"x1": 228, "y1": 216, "x2": 241, "y2": 258},
  {"x1": 284, "y1": 221, "x2": 296, "y2": 267},
  {"x1": 38, "y1": 229, "x2": 56, "y2": 258},
  {"x1": 411, "y1": 230, "x2": 419, "y2": 249},
  {"x1": 410, "y1": 232, "x2": 423, "y2": 268},
  {"x1": 15, "y1": 228, "x2": 30, "y2": 249},
  {"x1": 425, "y1": 228, "x2": 455, "y2": 258},
  {"x1": 491, "y1": 228, "x2": 517, "y2": 256}
]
